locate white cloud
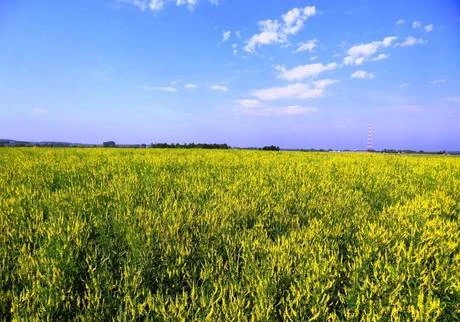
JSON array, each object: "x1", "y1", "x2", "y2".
[
  {"x1": 244, "y1": 20, "x2": 284, "y2": 53},
  {"x1": 396, "y1": 19, "x2": 405, "y2": 25},
  {"x1": 282, "y1": 8, "x2": 303, "y2": 33},
  {"x1": 304, "y1": 6, "x2": 316, "y2": 17},
  {"x1": 119, "y1": 0, "x2": 148, "y2": 10},
  {"x1": 245, "y1": 105, "x2": 317, "y2": 116},
  {"x1": 382, "y1": 36, "x2": 397, "y2": 47},
  {"x1": 237, "y1": 100, "x2": 317, "y2": 116},
  {"x1": 273, "y1": 105, "x2": 317, "y2": 116},
  {"x1": 412, "y1": 21, "x2": 422, "y2": 29},
  {"x1": 372, "y1": 53, "x2": 389, "y2": 61},
  {"x1": 236, "y1": 99, "x2": 262, "y2": 108},
  {"x1": 150, "y1": 0, "x2": 165, "y2": 11},
  {"x1": 276, "y1": 62, "x2": 338, "y2": 81},
  {"x1": 222, "y1": 30, "x2": 231, "y2": 42},
  {"x1": 209, "y1": 85, "x2": 228, "y2": 92},
  {"x1": 185, "y1": 83, "x2": 198, "y2": 89},
  {"x1": 282, "y1": 7, "x2": 316, "y2": 35},
  {"x1": 244, "y1": 6, "x2": 316, "y2": 53},
  {"x1": 294, "y1": 39, "x2": 318, "y2": 53},
  {"x1": 32, "y1": 107, "x2": 48, "y2": 115},
  {"x1": 251, "y1": 79, "x2": 338, "y2": 101},
  {"x1": 399, "y1": 83, "x2": 411, "y2": 88},
  {"x1": 144, "y1": 85, "x2": 177, "y2": 92},
  {"x1": 424, "y1": 24, "x2": 434, "y2": 32},
  {"x1": 351, "y1": 70, "x2": 375, "y2": 79},
  {"x1": 344, "y1": 36, "x2": 397, "y2": 65},
  {"x1": 430, "y1": 79, "x2": 447, "y2": 84},
  {"x1": 441, "y1": 96, "x2": 460, "y2": 102},
  {"x1": 235, "y1": 31, "x2": 242, "y2": 39},
  {"x1": 176, "y1": 0, "x2": 198, "y2": 10},
  {"x1": 232, "y1": 43, "x2": 238, "y2": 55},
  {"x1": 121, "y1": 0, "x2": 164, "y2": 11},
  {"x1": 313, "y1": 79, "x2": 339, "y2": 88},
  {"x1": 396, "y1": 36, "x2": 427, "y2": 47},
  {"x1": 120, "y1": 0, "x2": 217, "y2": 12}
]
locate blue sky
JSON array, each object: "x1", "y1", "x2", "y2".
[{"x1": 1, "y1": 0, "x2": 459, "y2": 150}]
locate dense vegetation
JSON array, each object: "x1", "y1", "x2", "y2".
[
  {"x1": 149, "y1": 143, "x2": 230, "y2": 149},
  {"x1": 0, "y1": 148, "x2": 459, "y2": 321}
]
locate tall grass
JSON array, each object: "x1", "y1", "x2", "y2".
[{"x1": 1, "y1": 148, "x2": 459, "y2": 321}]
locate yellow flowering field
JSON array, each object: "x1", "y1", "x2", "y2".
[{"x1": 0, "y1": 148, "x2": 459, "y2": 321}]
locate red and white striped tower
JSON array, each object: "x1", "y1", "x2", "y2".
[{"x1": 367, "y1": 123, "x2": 373, "y2": 151}]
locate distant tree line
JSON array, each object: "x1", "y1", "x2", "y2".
[
  {"x1": 382, "y1": 149, "x2": 447, "y2": 155},
  {"x1": 102, "y1": 141, "x2": 116, "y2": 147},
  {"x1": 260, "y1": 145, "x2": 280, "y2": 151},
  {"x1": 0, "y1": 139, "x2": 97, "y2": 147},
  {"x1": 149, "y1": 143, "x2": 230, "y2": 149},
  {"x1": 1, "y1": 140, "x2": 230, "y2": 149},
  {"x1": 1, "y1": 139, "x2": 455, "y2": 154}
]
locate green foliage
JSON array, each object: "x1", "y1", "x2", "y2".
[
  {"x1": 261, "y1": 145, "x2": 280, "y2": 151},
  {"x1": 0, "y1": 148, "x2": 459, "y2": 321},
  {"x1": 103, "y1": 141, "x2": 116, "y2": 147}
]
